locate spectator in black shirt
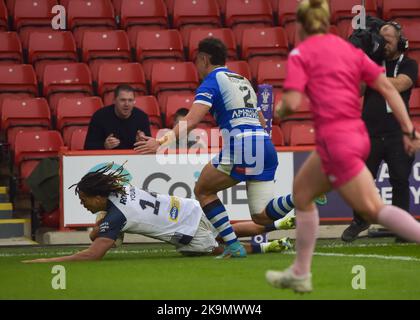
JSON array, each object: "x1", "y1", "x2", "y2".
[
  {"x1": 84, "y1": 85, "x2": 151, "y2": 150},
  {"x1": 342, "y1": 22, "x2": 419, "y2": 242}
]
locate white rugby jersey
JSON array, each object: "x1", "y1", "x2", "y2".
[{"x1": 97, "y1": 185, "x2": 202, "y2": 245}]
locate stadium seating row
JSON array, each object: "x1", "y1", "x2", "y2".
[
  {"x1": 3, "y1": 86, "x2": 420, "y2": 149},
  {"x1": 1, "y1": 58, "x2": 419, "y2": 117}
]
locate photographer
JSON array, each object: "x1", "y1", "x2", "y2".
[{"x1": 342, "y1": 21, "x2": 419, "y2": 242}]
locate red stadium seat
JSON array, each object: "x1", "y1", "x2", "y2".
[
  {"x1": 150, "y1": 62, "x2": 199, "y2": 113},
  {"x1": 226, "y1": 60, "x2": 252, "y2": 80},
  {"x1": 410, "y1": 87, "x2": 420, "y2": 116},
  {"x1": 413, "y1": 116, "x2": 420, "y2": 131},
  {"x1": 0, "y1": 64, "x2": 38, "y2": 106},
  {"x1": 69, "y1": 127, "x2": 88, "y2": 150},
  {"x1": 289, "y1": 122, "x2": 315, "y2": 146},
  {"x1": 13, "y1": 0, "x2": 57, "y2": 48},
  {"x1": 56, "y1": 96, "x2": 102, "y2": 145},
  {"x1": 164, "y1": 0, "x2": 174, "y2": 15},
  {"x1": 396, "y1": 19, "x2": 420, "y2": 50},
  {"x1": 135, "y1": 29, "x2": 184, "y2": 80},
  {"x1": 42, "y1": 63, "x2": 93, "y2": 114},
  {"x1": 28, "y1": 31, "x2": 78, "y2": 79},
  {"x1": 225, "y1": 0, "x2": 273, "y2": 44},
  {"x1": 0, "y1": 0, "x2": 7, "y2": 31},
  {"x1": 383, "y1": 0, "x2": 420, "y2": 20},
  {"x1": 134, "y1": 95, "x2": 162, "y2": 128},
  {"x1": 14, "y1": 130, "x2": 64, "y2": 191},
  {"x1": 241, "y1": 27, "x2": 289, "y2": 79},
  {"x1": 277, "y1": 0, "x2": 297, "y2": 26},
  {"x1": 5, "y1": 0, "x2": 14, "y2": 13},
  {"x1": 81, "y1": 30, "x2": 131, "y2": 81},
  {"x1": 215, "y1": 0, "x2": 225, "y2": 13},
  {"x1": 97, "y1": 62, "x2": 147, "y2": 105},
  {"x1": 120, "y1": 0, "x2": 168, "y2": 44},
  {"x1": 67, "y1": 0, "x2": 117, "y2": 46},
  {"x1": 271, "y1": 124, "x2": 284, "y2": 146},
  {"x1": 329, "y1": 0, "x2": 377, "y2": 37},
  {"x1": 257, "y1": 59, "x2": 287, "y2": 96},
  {"x1": 173, "y1": 0, "x2": 221, "y2": 45},
  {"x1": 111, "y1": 0, "x2": 122, "y2": 16},
  {"x1": 1, "y1": 97, "x2": 51, "y2": 149},
  {"x1": 270, "y1": 0, "x2": 278, "y2": 14},
  {"x1": 277, "y1": 0, "x2": 299, "y2": 45},
  {"x1": 188, "y1": 28, "x2": 237, "y2": 61},
  {"x1": 164, "y1": 93, "x2": 214, "y2": 127},
  {"x1": 165, "y1": 93, "x2": 194, "y2": 127},
  {"x1": 0, "y1": 32, "x2": 23, "y2": 64},
  {"x1": 294, "y1": 24, "x2": 340, "y2": 47}
]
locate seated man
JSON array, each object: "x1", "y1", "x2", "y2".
[
  {"x1": 84, "y1": 84, "x2": 151, "y2": 150},
  {"x1": 23, "y1": 164, "x2": 296, "y2": 263}
]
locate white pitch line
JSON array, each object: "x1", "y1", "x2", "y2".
[
  {"x1": 0, "y1": 248, "x2": 176, "y2": 258},
  {"x1": 283, "y1": 251, "x2": 420, "y2": 262},
  {"x1": 316, "y1": 242, "x2": 415, "y2": 249}
]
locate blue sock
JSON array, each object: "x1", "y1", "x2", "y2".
[
  {"x1": 202, "y1": 199, "x2": 238, "y2": 246},
  {"x1": 264, "y1": 224, "x2": 276, "y2": 232},
  {"x1": 251, "y1": 243, "x2": 262, "y2": 253},
  {"x1": 265, "y1": 194, "x2": 294, "y2": 221}
]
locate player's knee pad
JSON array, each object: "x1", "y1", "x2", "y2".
[{"x1": 246, "y1": 180, "x2": 274, "y2": 216}]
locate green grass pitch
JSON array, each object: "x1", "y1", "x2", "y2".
[{"x1": 0, "y1": 238, "x2": 419, "y2": 300}]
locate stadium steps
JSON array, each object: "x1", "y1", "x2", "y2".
[
  {"x1": 0, "y1": 218, "x2": 30, "y2": 238},
  {"x1": 0, "y1": 202, "x2": 13, "y2": 219},
  {"x1": 0, "y1": 185, "x2": 36, "y2": 244},
  {"x1": 0, "y1": 186, "x2": 9, "y2": 202}
]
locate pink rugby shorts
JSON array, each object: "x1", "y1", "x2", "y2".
[{"x1": 316, "y1": 120, "x2": 370, "y2": 188}]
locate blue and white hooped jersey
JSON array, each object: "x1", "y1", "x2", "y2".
[
  {"x1": 97, "y1": 186, "x2": 202, "y2": 245},
  {"x1": 194, "y1": 67, "x2": 264, "y2": 133}
]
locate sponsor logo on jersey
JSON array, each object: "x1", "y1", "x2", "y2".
[
  {"x1": 99, "y1": 222, "x2": 110, "y2": 233},
  {"x1": 231, "y1": 108, "x2": 259, "y2": 119},
  {"x1": 169, "y1": 196, "x2": 180, "y2": 222}
]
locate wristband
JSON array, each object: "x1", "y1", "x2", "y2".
[{"x1": 157, "y1": 130, "x2": 176, "y2": 146}]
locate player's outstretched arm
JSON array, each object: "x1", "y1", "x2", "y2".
[
  {"x1": 276, "y1": 90, "x2": 302, "y2": 119},
  {"x1": 22, "y1": 238, "x2": 115, "y2": 263},
  {"x1": 134, "y1": 103, "x2": 210, "y2": 154}
]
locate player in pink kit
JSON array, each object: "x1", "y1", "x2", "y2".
[{"x1": 266, "y1": 0, "x2": 420, "y2": 293}]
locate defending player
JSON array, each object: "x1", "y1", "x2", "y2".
[
  {"x1": 134, "y1": 38, "x2": 327, "y2": 258},
  {"x1": 266, "y1": 0, "x2": 420, "y2": 293},
  {"x1": 23, "y1": 164, "x2": 295, "y2": 263}
]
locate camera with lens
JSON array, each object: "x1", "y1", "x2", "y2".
[{"x1": 348, "y1": 16, "x2": 387, "y2": 65}]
